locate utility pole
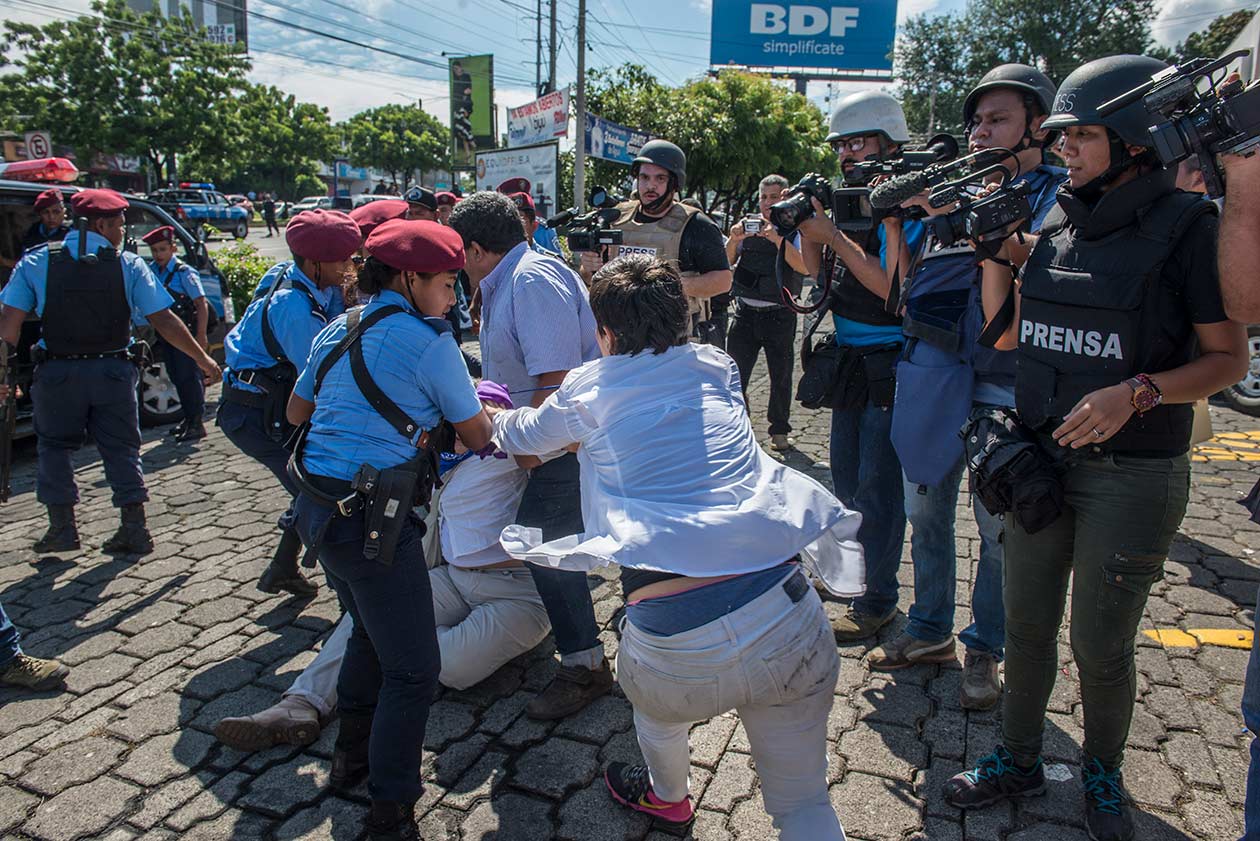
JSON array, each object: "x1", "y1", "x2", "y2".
[
  {"x1": 575, "y1": 0, "x2": 587, "y2": 211},
  {"x1": 547, "y1": 0, "x2": 557, "y2": 94},
  {"x1": 535, "y1": 0, "x2": 543, "y2": 95}
]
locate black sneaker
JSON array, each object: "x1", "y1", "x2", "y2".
[
  {"x1": 1082, "y1": 756, "x2": 1134, "y2": 841},
  {"x1": 943, "y1": 745, "x2": 1046, "y2": 809}
]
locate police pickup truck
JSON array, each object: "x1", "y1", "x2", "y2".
[
  {"x1": 0, "y1": 180, "x2": 237, "y2": 436},
  {"x1": 146, "y1": 182, "x2": 250, "y2": 240}
]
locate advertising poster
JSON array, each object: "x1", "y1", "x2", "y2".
[
  {"x1": 507, "y1": 87, "x2": 570, "y2": 148},
  {"x1": 583, "y1": 113, "x2": 650, "y2": 165},
  {"x1": 450, "y1": 54, "x2": 495, "y2": 168},
  {"x1": 475, "y1": 141, "x2": 559, "y2": 219},
  {"x1": 709, "y1": 0, "x2": 898, "y2": 71}
]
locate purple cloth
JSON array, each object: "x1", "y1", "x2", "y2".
[{"x1": 476, "y1": 380, "x2": 513, "y2": 409}]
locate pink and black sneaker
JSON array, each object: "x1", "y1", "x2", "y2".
[{"x1": 604, "y1": 762, "x2": 695, "y2": 836}]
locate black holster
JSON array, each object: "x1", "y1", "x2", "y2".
[
  {"x1": 355, "y1": 463, "x2": 416, "y2": 566},
  {"x1": 961, "y1": 406, "x2": 1067, "y2": 535},
  {"x1": 235, "y1": 365, "x2": 297, "y2": 444}
]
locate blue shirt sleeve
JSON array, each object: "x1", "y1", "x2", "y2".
[
  {"x1": 124, "y1": 254, "x2": 175, "y2": 318},
  {"x1": 269, "y1": 289, "x2": 328, "y2": 369},
  {"x1": 178, "y1": 265, "x2": 206, "y2": 300},
  {"x1": 877, "y1": 221, "x2": 926, "y2": 270},
  {"x1": 0, "y1": 250, "x2": 41, "y2": 313},
  {"x1": 416, "y1": 334, "x2": 482, "y2": 424}
]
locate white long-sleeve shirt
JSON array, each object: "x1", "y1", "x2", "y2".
[{"x1": 491, "y1": 342, "x2": 866, "y2": 596}]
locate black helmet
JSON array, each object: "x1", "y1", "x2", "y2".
[
  {"x1": 963, "y1": 64, "x2": 1057, "y2": 128},
  {"x1": 631, "y1": 139, "x2": 686, "y2": 190},
  {"x1": 1041, "y1": 55, "x2": 1169, "y2": 147}
]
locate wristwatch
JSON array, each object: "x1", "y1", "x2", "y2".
[{"x1": 1125, "y1": 373, "x2": 1162, "y2": 414}]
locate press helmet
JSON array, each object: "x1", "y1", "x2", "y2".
[
  {"x1": 963, "y1": 63, "x2": 1058, "y2": 138},
  {"x1": 631, "y1": 139, "x2": 687, "y2": 190},
  {"x1": 1041, "y1": 54, "x2": 1169, "y2": 147},
  {"x1": 826, "y1": 90, "x2": 910, "y2": 145}
]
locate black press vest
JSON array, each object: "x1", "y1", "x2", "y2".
[
  {"x1": 732, "y1": 234, "x2": 802, "y2": 304},
  {"x1": 41, "y1": 242, "x2": 131, "y2": 356},
  {"x1": 831, "y1": 225, "x2": 901, "y2": 328},
  {"x1": 1016, "y1": 176, "x2": 1214, "y2": 452}
]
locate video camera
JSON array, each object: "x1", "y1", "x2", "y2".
[
  {"x1": 1098, "y1": 49, "x2": 1260, "y2": 198},
  {"x1": 923, "y1": 154, "x2": 1032, "y2": 248},
  {"x1": 546, "y1": 186, "x2": 626, "y2": 252},
  {"x1": 843, "y1": 133, "x2": 961, "y2": 186}
]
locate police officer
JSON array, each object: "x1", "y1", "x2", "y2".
[
  {"x1": 143, "y1": 226, "x2": 211, "y2": 442},
  {"x1": 0, "y1": 189, "x2": 221, "y2": 554},
  {"x1": 284, "y1": 218, "x2": 494, "y2": 841},
  {"x1": 869, "y1": 66, "x2": 1066, "y2": 709},
  {"x1": 794, "y1": 90, "x2": 922, "y2": 643},
  {"x1": 22, "y1": 189, "x2": 70, "y2": 253},
  {"x1": 403, "y1": 186, "x2": 439, "y2": 222},
  {"x1": 506, "y1": 191, "x2": 560, "y2": 258},
  {"x1": 435, "y1": 191, "x2": 457, "y2": 226},
  {"x1": 578, "y1": 139, "x2": 731, "y2": 339},
  {"x1": 943, "y1": 56, "x2": 1247, "y2": 841},
  {"x1": 218, "y1": 210, "x2": 359, "y2": 597}
]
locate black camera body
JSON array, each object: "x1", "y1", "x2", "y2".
[
  {"x1": 830, "y1": 187, "x2": 876, "y2": 232},
  {"x1": 1099, "y1": 49, "x2": 1260, "y2": 197},
  {"x1": 768, "y1": 172, "x2": 833, "y2": 236},
  {"x1": 843, "y1": 133, "x2": 961, "y2": 187},
  {"x1": 567, "y1": 224, "x2": 623, "y2": 252},
  {"x1": 554, "y1": 185, "x2": 627, "y2": 252},
  {"x1": 930, "y1": 181, "x2": 1032, "y2": 248}
]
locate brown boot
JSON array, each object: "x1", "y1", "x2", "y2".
[
  {"x1": 0, "y1": 653, "x2": 69, "y2": 691},
  {"x1": 526, "y1": 657, "x2": 615, "y2": 721},
  {"x1": 213, "y1": 696, "x2": 321, "y2": 752}
]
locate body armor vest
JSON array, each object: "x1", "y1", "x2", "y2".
[
  {"x1": 154, "y1": 259, "x2": 197, "y2": 331},
  {"x1": 613, "y1": 200, "x2": 698, "y2": 267},
  {"x1": 733, "y1": 233, "x2": 801, "y2": 304},
  {"x1": 1016, "y1": 182, "x2": 1213, "y2": 452},
  {"x1": 830, "y1": 224, "x2": 901, "y2": 328},
  {"x1": 42, "y1": 242, "x2": 131, "y2": 356}
]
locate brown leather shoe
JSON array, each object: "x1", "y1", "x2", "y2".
[
  {"x1": 213, "y1": 696, "x2": 321, "y2": 752},
  {"x1": 526, "y1": 657, "x2": 615, "y2": 721}
]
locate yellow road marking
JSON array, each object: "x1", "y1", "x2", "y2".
[{"x1": 1142, "y1": 628, "x2": 1254, "y2": 649}]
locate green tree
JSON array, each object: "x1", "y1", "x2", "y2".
[
  {"x1": 341, "y1": 104, "x2": 450, "y2": 189},
  {"x1": 0, "y1": 0, "x2": 250, "y2": 181},
  {"x1": 893, "y1": 13, "x2": 970, "y2": 135},
  {"x1": 1176, "y1": 10, "x2": 1255, "y2": 61}
]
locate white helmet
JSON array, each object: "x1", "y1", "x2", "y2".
[{"x1": 827, "y1": 90, "x2": 910, "y2": 145}]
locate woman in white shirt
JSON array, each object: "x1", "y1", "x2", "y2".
[{"x1": 487, "y1": 255, "x2": 864, "y2": 840}]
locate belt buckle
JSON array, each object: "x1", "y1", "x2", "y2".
[
  {"x1": 237, "y1": 371, "x2": 256, "y2": 386},
  {"x1": 336, "y1": 493, "x2": 357, "y2": 517}
]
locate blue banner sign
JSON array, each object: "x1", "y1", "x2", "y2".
[
  {"x1": 584, "y1": 113, "x2": 651, "y2": 165},
  {"x1": 709, "y1": 0, "x2": 898, "y2": 71}
]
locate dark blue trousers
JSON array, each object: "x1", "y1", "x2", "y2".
[
  {"x1": 0, "y1": 600, "x2": 20, "y2": 670},
  {"x1": 293, "y1": 493, "x2": 439, "y2": 804},
  {"x1": 517, "y1": 453, "x2": 601, "y2": 661},
  {"x1": 215, "y1": 400, "x2": 298, "y2": 495},
  {"x1": 32, "y1": 357, "x2": 146, "y2": 507},
  {"x1": 160, "y1": 341, "x2": 205, "y2": 424}
]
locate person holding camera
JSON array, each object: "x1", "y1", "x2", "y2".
[
  {"x1": 942, "y1": 55, "x2": 1246, "y2": 841},
  {"x1": 795, "y1": 90, "x2": 922, "y2": 643},
  {"x1": 578, "y1": 140, "x2": 731, "y2": 344},
  {"x1": 871, "y1": 66, "x2": 1065, "y2": 710},
  {"x1": 725, "y1": 174, "x2": 808, "y2": 451}
]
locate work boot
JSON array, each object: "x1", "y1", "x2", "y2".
[
  {"x1": 1082, "y1": 755, "x2": 1135, "y2": 841},
  {"x1": 960, "y1": 651, "x2": 1002, "y2": 710},
  {"x1": 102, "y1": 504, "x2": 154, "y2": 556},
  {"x1": 526, "y1": 657, "x2": 615, "y2": 721},
  {"x1": 868, "y1": 632, "x2": 956, "y2": 670},
  {"x1": 831, "y1": 605, "x2": 898, "y2": 643},
  {"x1": 257, "y1": 527, "x2": 318, "y2": 596},
  {"x1": 166, "y1": 419, "x2": 187, "y2": 438},
  {"x1": 330, "y1": 711, "x2": 373, "y2": 792},
  {"x1": 213, "y1": 695, "x2": 322, "y2": 752},
  {"x1": 175, "y1": 420, "x2": 207, "y2": 442},
  {"x1": 33, "y1": 504, "x2": 80, "y2": 553},
  {"x1": 0, "y1": 653, "x2": 70, "y2": 691},
  {"x1": 365, "y1": 800, "x2": 419, "y2": 841}
]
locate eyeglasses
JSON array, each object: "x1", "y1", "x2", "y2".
[
  {"x1": 351, "y1": 255, "x2": 364, "y2": 266},
  {"x1": 830, "y1": 136, "x2": 869, "y2": 153}
]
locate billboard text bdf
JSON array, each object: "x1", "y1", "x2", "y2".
[{"x1": 709, "y1": 0, "x2": 897, "y2": 71}]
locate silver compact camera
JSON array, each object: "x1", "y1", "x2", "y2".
[{"x1": 742, "y1": 217, "x2": 764, "y2": 235}]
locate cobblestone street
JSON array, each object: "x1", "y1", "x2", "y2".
[{"x1": 0, "y1": 340, "x2": 1256, "y2": 841}]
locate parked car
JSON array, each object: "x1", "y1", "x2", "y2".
[
  {"x1": 290, "y1": 195, "x2": 333, "y2": 213},
  {"x1": 1220, "y1": 325, "x2": 1260, "y2": 416},
  {"x1": 226, "y1": 194, "x2": 255, "y2": 217},
  {"x1": 0, "y1": 180, "x2": 237, "y2": 435},
  {"x1": 146, "y1": 182, "x2": 250, "y2": 240},
  {"x1": 353, "y1": 193, "x2": 398, "y2": 208}
]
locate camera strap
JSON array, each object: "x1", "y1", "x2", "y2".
[{"x1": 777, "y1": 237, "x2": 828, "y2": 314}]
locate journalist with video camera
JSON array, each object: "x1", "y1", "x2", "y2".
[
  {"x1": 942, "y1": 55, "x2": 1246, "y2": 841},
  {"x1": 793, "y1": 90, "x2": 922, "y2": 643},
  {"x1": 871, "y1": 66, "x2": 1065, "y2": 709}
]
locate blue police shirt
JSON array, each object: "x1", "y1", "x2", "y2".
[
  {"x1": 1, "y1": 231, "x2": 174, "y2": 343},
  {"x1": 223, "y1": 261, "x2": 340, "y2": 392},
  {"x1": 294, "y1": 290, "x2": 484, "y2": 481},
  {"x1": 833, "y1": 220, "x2": 924, "y2": 348},
  {"x1": 149, "y1": 258, "x2": 205, "y2": 300}
]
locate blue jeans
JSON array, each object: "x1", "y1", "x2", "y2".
[
  {"x1": 0, "y1": 601, "x2": 21, "y2": 670},
  {"x1": 1244, "y1": 583, "x2": 1260, "y2": 840},
  {"x1": 160, "y1": 340, "x2": 205, "y2": 425},
  {"x1": 903, "y1": 456, "x2": 1005, "y2": 656},
  {"x1": 517, "y1": 453, "x2": 603, "y2": 667},
  {"x1": 294, "y1": 493, "x2": 439, "y2": 805},
  {"x1": 829, "y1": 400, "x2": 906, "y2": 617}
]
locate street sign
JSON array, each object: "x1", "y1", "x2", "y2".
[
  {"x1": 709, "y1": 0, "x2": 898, "y2": 72},
  {"x1": 23, "y1": 131, "x2": 51, "y2": 159},
  {"x1": 475, "y1": 141, "x2": 559, "y2": 219},
  {"x1": 583, "y1": 114, "x2": 650, "y2": 165}
]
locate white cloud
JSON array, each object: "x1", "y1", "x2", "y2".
[{"x1": 1152, "y1": 0, "x2": 1246, "y2": 46}]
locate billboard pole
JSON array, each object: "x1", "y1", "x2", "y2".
[
  {"x1": 574, "y1": 0, "x2": 587, "y2": 212},
  {"x1": 548, "y1": 0, "x2": 557, "y2": 93},
  {"x1": 535, "y1": 0, "x2": 543, "y2": 94}
]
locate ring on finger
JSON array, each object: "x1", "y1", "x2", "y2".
[{"x1": 1093, "y1": 427, "x2": 1104, "y2": 438}]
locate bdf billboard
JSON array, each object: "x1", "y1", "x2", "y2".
[{"x1": 710, "y1": 0, "x2": 898, "y2": 71}]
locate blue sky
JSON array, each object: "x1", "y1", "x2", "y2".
[{"x1": 4, "y1": 0, "x2": 1251, "y2": 127}]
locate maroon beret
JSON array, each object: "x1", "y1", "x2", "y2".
[
  {"x1": 365, "y1": 219, "x2": 465, "y2": 274},
  {"x1": 34, "y1": 188, "x2": 64, "y2": 212},
  {"x1": 507, "y1": 191, "x2": 535, "y2": 214},
  {"x1": 349, "y1": 200, "x2": 408, "y2": 239},
  {"x1": 285, "y1": 209, "x2": 361, "y2": 262},
  {"x1": 70, "y1": 188, "x2": 129, "y2": 218},
  {"x1": 435, "y1": 191, "x2": 458, "y2": 207},
  {"x1": 497, "y1": 177, "x2": 531, "y2": 195},
  {"x1": 142, "y1": 226, "x2": 176, "y2": 245}
]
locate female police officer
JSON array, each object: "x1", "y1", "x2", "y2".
[
  {"x1": 284, "y1": 218, "x2": 494, "y2": 841},
  {"x1": 942, "y1": 56, "x2": 1247, "y2": 841}
]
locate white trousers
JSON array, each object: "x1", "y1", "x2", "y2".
[
  {"x1": 286, "y1": 564, "x2": 550, "y2": 714},
  {"x1": 616, "y1": 573, "x2": 846, "y2": 841}
]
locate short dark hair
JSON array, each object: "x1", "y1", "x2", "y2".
[
  {"x1": 448, "y1": 191, "x2": 527, "y2": 254},
  {"x1": 589, "y1": 255, "x2": 689, "y2": 356}
]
